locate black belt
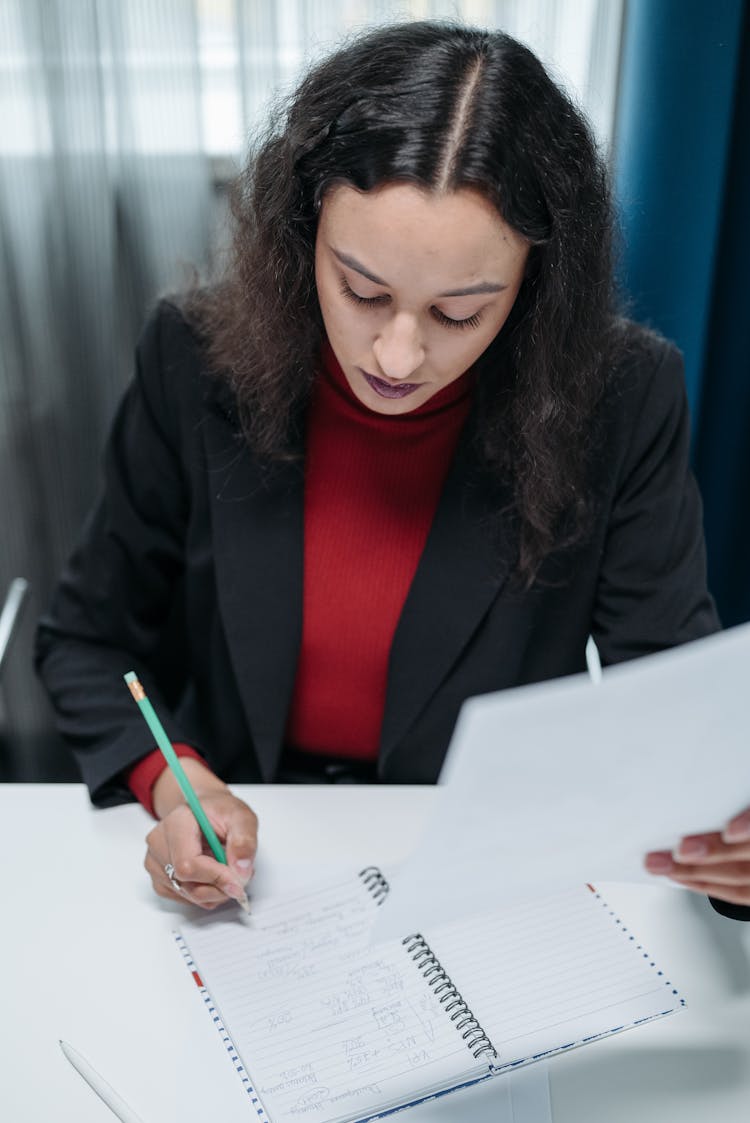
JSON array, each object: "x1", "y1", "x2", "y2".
[{"x1": 277, "y1": 747, "x2": 379, "y2": 785}]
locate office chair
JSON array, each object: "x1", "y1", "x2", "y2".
[
  {"x1": 0, "y1": 578, "x2": 30, "y2": 780},
  {"x1": 0, "y1": 577, "x2": 29, "y2": 679}
]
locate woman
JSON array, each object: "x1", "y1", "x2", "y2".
[{"x1": 35, "y1": 22, "x2": 750, "y2": 918}]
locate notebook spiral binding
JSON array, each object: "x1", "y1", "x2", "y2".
[
  {"x1": 402, "y1": 934, "x2": 498, "y2": 1063},
  {"x1": 359, "y1": 865, "x2": 390, "y2": 905}
]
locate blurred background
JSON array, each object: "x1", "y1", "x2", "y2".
[{"x1": 1, "y1": 0, "x2": 748, "y2": 782}]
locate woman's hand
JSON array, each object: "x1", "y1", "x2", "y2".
[
  {"x1": 645, "y1": 806, "x2": 750, "y2": 907},
  {"x1": 144, "y1": 758, "x2": 258, "y2": 909}
]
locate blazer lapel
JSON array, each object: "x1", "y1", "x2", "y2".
[
  {"x1": 202, "y1": 387, "x2": 515, "y2": 778},
  {"x1": 379, "y1": 422, "x2": 516, "y2": 764},
  {"x1": 203, "y1": 407, "x2": 303, "y2": 779}
]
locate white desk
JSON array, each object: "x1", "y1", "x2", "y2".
[{"x1": 2, "y1": 784, "x2": 750, "y2": 1121}]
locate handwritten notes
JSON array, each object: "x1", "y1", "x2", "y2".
[
  {"x1": 178, "y1": 873, "x2": 682, "y2": 1122},
  {"x1": 179, "y1": 874, "x2": 483, "y2": 1121}
]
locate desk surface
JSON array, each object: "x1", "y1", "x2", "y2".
[{"x1": 2, "y1": 783, "x2": 750, "y2": 1122}]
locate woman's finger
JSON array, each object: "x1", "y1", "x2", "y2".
[
  {"x1": 224, "y1": 806, "x2": 259, "y2": 884},
  {"x1": 145, "y1": 845, "x2": 229, "y2": 908},
  {"x1": 144, "y1": 848, "x2": 187, "y2": 902},
  {"x1": 159, "y1": 802, "x2": 248, "y2": 904},
  {"x1": 170, "y1": 859, "x2": 247, "y2": 905},
  {"x1": 673, "y1": 831, "x2": 750, "y2": 864},
  {"x1": 144, "y1": 824, "x2": 226, "y2": 906},
  {"x1": 667, "y1": 878, "x2": 750, "y2": 908},
  {"x1": 169, "y1": 854, "x2": 243, "y2": 899},
  {"x1": 646, "y1": 849, "x2": 750, "y2": 882},
  {"x1": 669, "y1": 861, "x2": 750, "y2": 887},
  {"x1": 645, "y1": 848, "x2": 750, "y2": 906},
  {"x1": 179, "y1": 792, "x2": 258, "y2": 885},
  {"x1": 152, "y1": 878, "x2": 185, "y2": 903},
  {"x1": 722, "y1": 807, "x2": 750, "y2": 843},
  {"x1": 144, "y1": 793, "x2": 257, "y2": 909}
]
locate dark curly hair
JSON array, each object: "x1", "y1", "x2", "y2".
[{"x1": 186, "y1": 20, "x2": 624, "y2": 584}]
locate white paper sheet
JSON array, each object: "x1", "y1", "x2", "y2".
[{"x1": 373, "y1": 623, "x2": 750, "y2": 942}]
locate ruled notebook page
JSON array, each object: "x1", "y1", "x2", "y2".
[
  {"x1": 179, "y1": 873, "x2": 487, "y2": 1123},
  {"x1": 180, "y1": 872, "x2": 384, "y2": 994},
  {"x1": 178, "y1": 878, "x2": 683, "y2": 1121},
  {"x1": 421, "y1": 884, "x2": 684, "y2": 1072}
]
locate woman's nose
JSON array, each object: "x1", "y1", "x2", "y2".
[{"x1": 372, "y1": 314, "x2": 425, "y2": 380}]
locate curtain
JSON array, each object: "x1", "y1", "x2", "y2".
[
  {"x1": 693, "y1": 5, "x2": 750, "y2": 628},
  {"x1": 0, "y1": 0, "x2": 622, "y2": 778},
  {"x1": 613, "y1": 0, "x2": 750, "y2": 628},
  {"x1": 0, "y1": 0, "x2": 214, "y2": 777}
]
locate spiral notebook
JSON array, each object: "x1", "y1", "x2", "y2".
[{"x1": 175, "y1": 869, "x2": 683, "y2": 1123}]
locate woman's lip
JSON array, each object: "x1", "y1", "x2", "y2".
[{"x1": 361, "y1": 370, "x2": 422, "y2": 399}]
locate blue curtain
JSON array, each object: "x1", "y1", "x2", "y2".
[
  {"x1": 614, "y1": 0, "x2": 750, "y2": 627},
  {"x1": 693, "y1": 7, "x2": 750, "y2": 628}
]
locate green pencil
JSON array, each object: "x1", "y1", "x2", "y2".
[{"x1": 124, "y1": 670, "x2": 250, "y2": 914}]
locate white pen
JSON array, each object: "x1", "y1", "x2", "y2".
[{"x1": 59, "y1": 1040, "x2": 146, "y2": 1123}]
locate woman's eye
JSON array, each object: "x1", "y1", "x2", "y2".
[
  {"x1": 339, "y1": 276, "x2": 388, "y2": 307},
  {"x1": 432, "y1": 308, "x2": 484, "y2": 331},
  {"x1": 338, "y1": 275, "x2": 483, "y2": 330}
]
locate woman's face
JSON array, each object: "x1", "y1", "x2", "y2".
[{"x1": 315, "y1": 182, "x2": 529, "y2": 414}]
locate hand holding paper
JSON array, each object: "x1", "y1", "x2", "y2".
[
  {"x1": 645, "y1": 805, "x2": 750, "y2": 907},
  {"x1": 372, "y1": 623, "x2": 750, "y2": 943}
]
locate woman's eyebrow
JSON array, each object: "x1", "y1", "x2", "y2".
[{"x1": 331, "y1": 247, "x2": 507, "y2": 296}]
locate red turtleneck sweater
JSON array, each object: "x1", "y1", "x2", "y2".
[
  {"x1": 127, "y1": 343, "x2": 473, "y2": 810},
  {"x1": 286, "y1": 343, "x2": 473, "y2": 759}
]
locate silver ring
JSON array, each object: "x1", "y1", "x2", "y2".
[{"x1": 164, "y1": 863, "x2": 182, "y2": 893}]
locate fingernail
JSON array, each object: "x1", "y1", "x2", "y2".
[
  {"x1": 677, "y1": 839, "x2": 708, "y2": 859},
  {"x1": 645, "y1": 853, "x2": 672, "y2": 873},
  {"x1": 224, "y1": 883, "x2": 245, "y2": 901},
  {"x1": 723, "y1": 817, "x2": 750, "y2": 843},
  {"x1": 234, "y1": 860, "x2": 253, "y2": 885}
]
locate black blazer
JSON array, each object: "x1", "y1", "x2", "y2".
[
  {"x1": 35, "y1": 299, "x2": 722, "y2": 782},
  {"x1": 36, "y1": 301, "x2": 721, "y2": 797}
]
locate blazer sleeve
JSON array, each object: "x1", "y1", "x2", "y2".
[
  {"x1": 592, "y1": 337, "x2": 750, "y2": 921},
  {"x1": 34, "y1": 302, "x2": 206, "y2": 806},
  {"x1": 591, "y1": 338, "x2": 720, "y2": 661}
]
